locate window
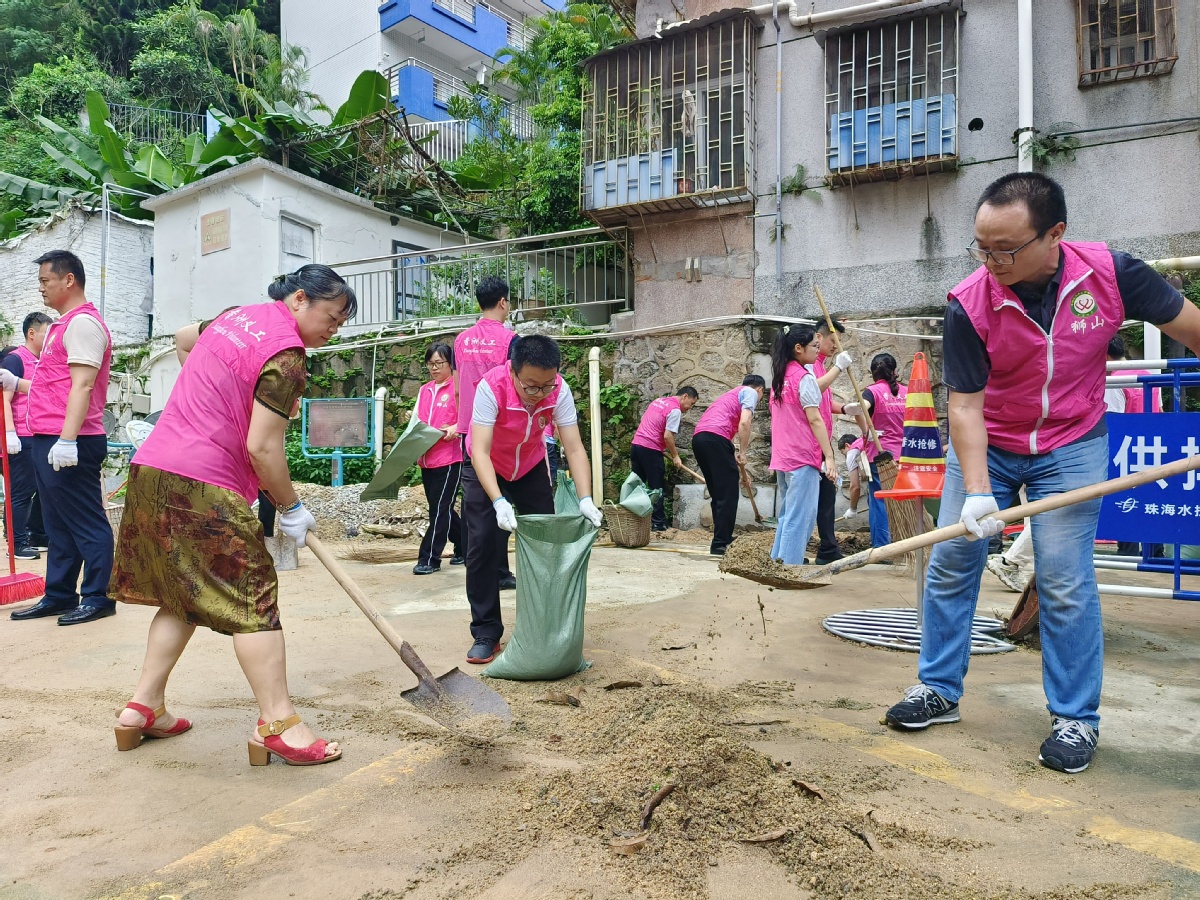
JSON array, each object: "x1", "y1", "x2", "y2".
[
  {"x1": 280, "y1": 216, "x2": 315, "y2": 273},
  {"x1": 1077, "y1": 0, "x2": 1177, "y2": 86},
  {"x1": 823, "y1": 9, "x2": 959, "y2": 184},
  {"x1": 580, "y1": 11, "x2": 759, "y2": 223}
]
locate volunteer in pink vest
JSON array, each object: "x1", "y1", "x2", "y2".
[
  {"x1": 768, "y1": 325, "x2": 837, "y2": 565},
  {"x1": 1107, "y1": 335, "x2": 1162, "y2": 413},
  {"x1": 690, "y1": 374, "x2": 766, "y2": 556},
  {"x1": 855, "y1": 353, "x2": 908, "y2": 548},
  {"x1": 412, "y1": 342, "x2": 464, "y2": 576},
  {"x1": 454, "y1": 275, "x2": 517, "y2": 590},
  {"x1": 9, "y1": 251, "x2": 115, "y2": 627},
  {"x1": 462, "y1": 334, "x2": 602, "y2": 664},
  {"x1": 2, "y1": 311, "x2": 54, "y2": 560},
  {"x1": 629, "y1": 385, "x2": 699, "y2": 531},
  {"x1": 812, "y1": 319, "x2": 858, "y2": 564},
  {"x1": 110, "y1": 265, "x2": 356, "y2": 768},
  {"x1": 885, "y1": 173, "x2": 1200, "y2": 776}
]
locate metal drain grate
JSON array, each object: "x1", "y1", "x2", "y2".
[{"x1": 822, "y1": 608, "x2": 1015, "y2": 654}]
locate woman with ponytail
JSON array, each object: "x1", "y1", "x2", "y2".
[
  {"x1": 857, "y1": 352, "x2": 908, "y2": 547},
  {"x1": 768, "y1": 325, "x2": 837, "y2": 564},
  {"x1": 111, "y1": 265, "x2": 356, "y2": 768}
]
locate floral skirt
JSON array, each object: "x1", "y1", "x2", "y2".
[{"x1": 111, "y1": 465, "x2": 281, "y2": 635}]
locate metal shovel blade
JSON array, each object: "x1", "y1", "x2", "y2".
[{"x1": 401, "y1": 664, "x2": 513, "y2": 726}]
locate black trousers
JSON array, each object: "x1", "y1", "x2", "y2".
[
  {"x1": 32, "y1": 434, "x2": 114, "y2": 610},
  {"x1": 461, "y1": 438, "x2": 512, "y2": 580},
  {"x1": 462, "y1": 461, "x2": 553, "y2": 643},
  {"x1": 630, "y1": 443, "x2": 667, "y2": 530},
  {"x1": 419, "y1": 462, "x2": 462, "y2": 568},
  {"x1": 816, "y1": 475, "x2": 841, "y2": 559},
  {"x1": 9, "y1": 436, "x2": 47, "y2": 549},
  {"x1": 691, "y1": 431, "x2": 739, "y2": 553}
]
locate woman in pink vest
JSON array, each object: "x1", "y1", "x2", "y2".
[
  {"x1": 413, "y1": 342, "x2": 464, "y2": 575},
  {"x1": 2, "y1": 311, "x2": 54, "y2": 559},
  {"x1": 629, "y1": 385, "x2": 699, "y2": 531},
  {"x1": 691, "y1": 374, "x2": 766, "y2": 556},
  {"x1": 858, "y1": 353, "x2": 908, "y2": 547},
  {"x1": 768, "y1": 325, "x2": 836, "y2": 564},
  {"x1": 111, "y1": 265, "x2": 356, "y2": 768},
  {"x1": 885, "y1": 172, "x2": 1200, "y2": 776}
]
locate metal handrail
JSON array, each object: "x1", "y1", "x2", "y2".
[{"x1": 327, "y1": 226, "x2": 621, "y2": 269}]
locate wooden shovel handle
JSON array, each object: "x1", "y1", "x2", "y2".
[
  {"x1": 813, "y1": 284, "x2": 883, "y2": 456},
  {"x1": 821, "y1": 452, "x2": 1200, "y2": 577},
  {"x1": 305, "y1": 533, "x2": 438, "y2": 686}
]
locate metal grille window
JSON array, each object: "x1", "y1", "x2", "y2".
[
  {"x1": 822, "y1": 8, "x2": 959, "y2": 184},
  {"x1": 1077, "y1": 0, "x2": 1177, "y2": 86},
  {"x1": 580, "y1": 11, "x2": 759, "y2": 223}
]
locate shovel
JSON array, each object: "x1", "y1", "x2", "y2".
[
  {"x1": 306, "y1": 533, "x2": 511, "y2": 729},
  {"x1": 739, "y1": 461, "x2": 763, "y2": 523},
  {"x1": 722, "y1": 451, "x2": 1200, "y2": 589}
]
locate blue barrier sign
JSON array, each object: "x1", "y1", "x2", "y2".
[{"x1": 1097, "y1": 412, "x2": 1199, "y2": 544}]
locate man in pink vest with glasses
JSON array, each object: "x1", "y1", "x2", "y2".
[
  {"x1": 885, "y1": 173, "x2": 1200, "y2": 774},
  {"x1": 10, "y1": 251, "x2": 115, "y2": 626}
]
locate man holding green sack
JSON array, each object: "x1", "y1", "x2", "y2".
[{"x1": 462, "y1": 335, "x2": 602, "y2": 664}]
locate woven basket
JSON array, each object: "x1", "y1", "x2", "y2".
[
  {"x1": 603, "y1": 502, "x2": 651, "y2": 548},
  {"x1": 106, "y1": 503, "x2": 124, "y2": 537}
]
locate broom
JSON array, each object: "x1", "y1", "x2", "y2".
[
  {"x1": 0, "y1": 430, "x2": 45, "y2": 605},
  {"x1": 812, "y1": 285, "x2": 898, "y2": 490}
]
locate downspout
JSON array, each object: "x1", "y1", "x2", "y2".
[
  {"x1": 1017, "y1": 0, "x2": 1033, "y2": 173},
  {"x1": 588, "y1": 347, "x2": 603, "y2": 505},
  {"x1": 746, "y1": 0, "x2": 922, "y2": 28},
  {"x1": 373, "y1": 386, "x2": 388, "y2": 466},
  {"x1": 773, "y1": 0, "x2": 783, "y2": 303}
]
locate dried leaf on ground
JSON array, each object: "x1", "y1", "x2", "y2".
[
  {"x1": 661, "y1": 643, "x2": 695, "y2": 651},
  {"x1": 536, "y1": 692, "x2": 581, "y2": 707},
  {"x1": 740, "y1": 828, "x2": 791, "y2": 843},
  {"x1": 793, "y1": 780, "x2": 828, "y2": 801},
  {"x1": 609, "y1": 834, "x2": 648, "y2": 855},
  {"x1": 603, "y1": 681, "x2": 643, "y2": 691}
]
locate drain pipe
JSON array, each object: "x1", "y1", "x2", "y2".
[
  {"x1": 1016, "y1": 0, "x2": 1033, "y2": 172},
  {"x1": 746, "y1": 0, "x2": 922, "y2": 28},
  {"x1": 374, "y1": 386, "x2": 388, "y2": 465},
  {"x1": 773, "y1": 0, "x2": 783, "y2": 302},
  {"x1": 588, "y1": 347, "x2": 603, "y2": 505}
]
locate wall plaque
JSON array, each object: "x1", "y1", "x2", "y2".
[{"x1": 201, "y1": 209, "x2": 231, "y2": 255}]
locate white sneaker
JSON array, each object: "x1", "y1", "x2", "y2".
[{"x1": 986, "y1": 555, "x2": 1026, "y2": 592}]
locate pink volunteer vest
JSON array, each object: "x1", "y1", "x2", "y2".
[
  {"x1": 769, "y1": 361, "x2": 823, "y2": 472},
  {"x1": 135, "y1": 302, "x2": 305, "y2": 503},
  {"x1": 479, "y1": 364, "x2": 561, "y2": 482},
  {"x1": 454, "y1": 318, "x2": 514, "y2": 434},
  {"x1": 1122, "y1": 370, "x2": 1162, "y2": 414},
  {"x1": 631, "y1": 396, "x2": 681, "y2": 453},
  {"x1": 864, "y1": 380, "x2": 908, "y2": 461},
  {"x1": 416, "y1": 379, "x2": 462, "y2": 469},
  {"x1": 27, "y1": 302, "x2": 111, "y2": 437},
  {"x1": 952, "y1": 241, "x2": 1122, "y2": 455},
  {"x1": 694, "y1": 387, "x2": 750, "y2": 442},
  {"x1": 11, "y1": 345, "x2": 38, "y2": 438}
]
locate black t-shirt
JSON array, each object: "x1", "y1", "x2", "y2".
[
  {"x1": 943, "y1": 251, "x2": 1184, "y2": 394},
  {"x1": 1, "y1": 354, "x2": 24, "y2": 380}
]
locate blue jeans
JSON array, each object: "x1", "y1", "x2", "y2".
[
  {"x1": 770, "y1": 466, "x2": 821, "y2": 564},
  {"x1": 918, "y1": 435, "x2": 1108, "y2": 728},
  {"x1": 866, "y1": 461, "x2": 890, "y2": 547}
]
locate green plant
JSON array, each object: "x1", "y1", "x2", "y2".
[
  {"x1": 1013, "y1": 123, "x2": 1081, "y2": 167},
  {"x1": 284, "y1": 427, "x2": 376, "y2": 484},
  {"x1": 780, "y1": 164, "x2": 807, "y2": 196},
  {"x1": 598, "y1": 381, "x2": 636, "y2": 427}
]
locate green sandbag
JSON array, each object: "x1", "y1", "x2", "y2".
[
  {"x1": 359, "y1": 416, "x2": 445, "y2": 501},
  {"x1": 617, "y1": 471, "x2": 661, "y2": 517},
  {"x1": 554, "y1": 469, "x2": 580, "y2": 515},
  {"x1": 482, "y1": 513, "x2": 597, "y2": 681}
]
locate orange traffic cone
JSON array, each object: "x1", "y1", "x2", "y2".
[{"x1": 876, "y1": 352, "x2": 945, "y2": 501}]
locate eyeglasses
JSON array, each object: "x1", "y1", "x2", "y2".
[
  {"x1": 426, "y1": 359, "x2": 448, "y2": 369},
  {"x1": 966, "y1": 229, "x2": 1048, "y2": 266},
  {"x1": 517, "y1": 380, "x2": 556, "y2": 396}
]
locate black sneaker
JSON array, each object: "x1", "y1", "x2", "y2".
[
  {"x1": 466, "y1": 639, "x2": 498, "y2": 664},
  {"x1": 449, "y1": 554, "x2": 465, "y2": 566},
  {"x1": 814, "y1": 552, "x2": 844, "y2": 565},
  {"x1": 412, "y1": 563, "x2": 440, "y2": 575},
  {"x1": 498, "y1": 575, "x2": 516, "y2": 591},
  {"x1": 885, "y1": 684, "x2": 961, "y2": 730},
  {"x1": 13, "y1": 547, "x2": 39, "y2": 560},
  {"x1": 1039, "y1": 717, "x2": 1098, "y2": 773},
  {"x1": 710, "y1": 545, "x2": 727, "y2": 557}
]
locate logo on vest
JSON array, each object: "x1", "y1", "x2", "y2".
[
  {"x1": 537, "y1": 414, "x2": 547, "y2": 430},
  {"x1": 1070, "y1": 291, "x2": 1097, "y2": 318}
]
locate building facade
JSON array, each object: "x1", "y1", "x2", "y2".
[
  {"x1": 581, "y1": 0, "x2": 1198, "y2": 328},
  {"x1": 282, "y1": 0, "x2": 564, "y2": 156}
]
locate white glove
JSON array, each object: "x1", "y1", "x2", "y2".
[
  {"x1": 48, "y1": 439, "x2": 78, "y2": 471},
  {"x1": 960, "y1": 494, "x2": 1004, "y2": 541},
  {"x1": 833, "y1": 351, "x2": 852, "y2": 371},
  {"x1": 840, "y1": 507, "x2": 859, "y2": 520},
  {"x1": 6, "y1": 432, "x2": 20, "y2": 455},
  {"x1": 578, "y1": 496, "x2": 603, "y2": 528},
  {"x1": 278, "y1": 501, "x2": 316, "y2": 548},
  {"x1": 842, "y1": 401, "x2": 862, "y2": 418},
  {"x1": 0, "y1": 370, "x2": 17, "y2": 392},
  {"x1": 493, "y1": 497, "x2": 517, "y2": 532}
]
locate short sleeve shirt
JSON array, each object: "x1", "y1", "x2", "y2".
[
  {"x1": 1, "y1": 354, "x2": 24, "y2": 380},
  {"x1": 665, "y1": 408, "x2": 682, "y2": 433},
  {"x1": 63, "y1": 315, "x2": 109, "y2": 367},
  {"x1": 798, "y1": 370, "x2": 822, "y2": 408},
  {"x1": 737, "y1": 386, "x2": 759, "y2": 411},
  {"x1": 472, "y1": 379, "x2": 579, "y2": 429}
]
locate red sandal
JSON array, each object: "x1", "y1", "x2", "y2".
[
  {"x1": 114, "y1": 701, "x2": 192, "y2": 751},
  {"x1": 247, "y1": 714, "x2": 342, "y2": 767}
]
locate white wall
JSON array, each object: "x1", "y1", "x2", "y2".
[
  {"x1": 0, "y1": 208, "x2": 153, "y2": 348},
  {"x1": 281, "y1": 0, "x2": 384, "y2": 117}
]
